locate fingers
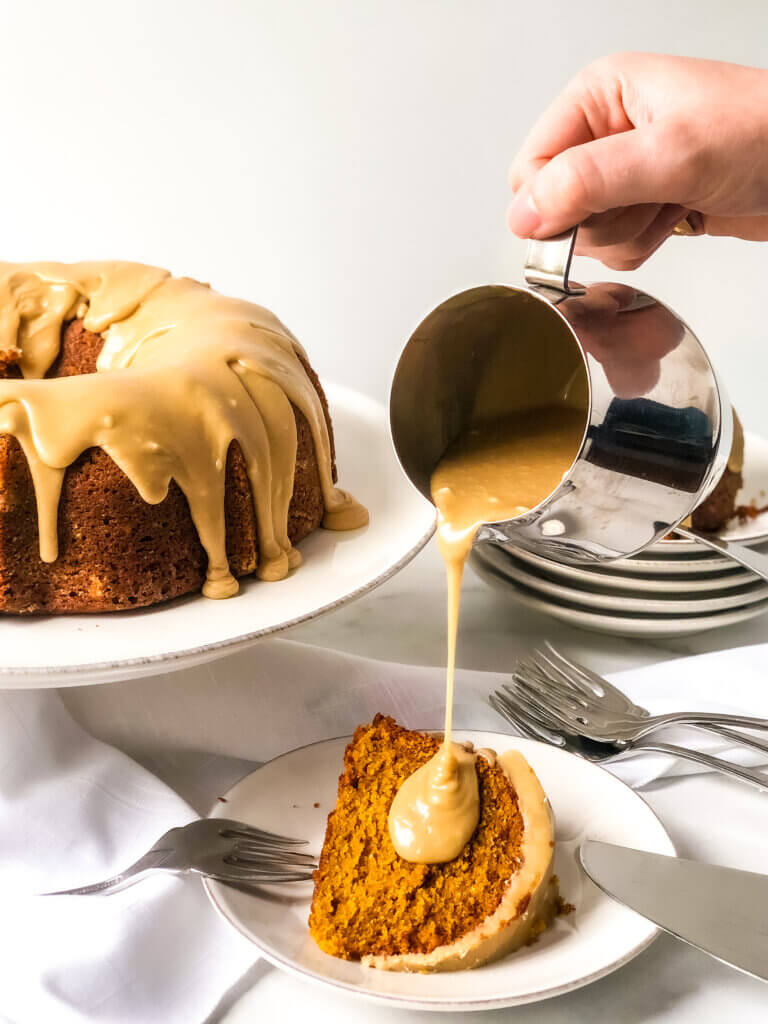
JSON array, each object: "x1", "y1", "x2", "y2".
[
  {"x1": 508, "y1": 119, "x2": 697, "y2": 239},
  {"x1": 576, "y1": 203, "x2": 689, "y2": 269},
  {"x1": 508, "y1": 98, "x2": 598, "y2": 196},
  {"x1": 701, "y1": 214, "x2": 768, "y2": 241},
  {"x1": 508, "y1": 60, "x2": 633, "y2": 195},
  {"x1": 574, "y1": 205, "x2": 664, "y2": 250}
]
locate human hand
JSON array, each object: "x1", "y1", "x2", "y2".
[{"x1": 507, "y1": 53, "x2": 768, "y2": 268}]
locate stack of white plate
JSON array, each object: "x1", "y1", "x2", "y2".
[{"x1": 471, "y1": 431, "x2": 768, "y2": 638}]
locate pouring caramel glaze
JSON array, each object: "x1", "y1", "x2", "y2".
[{"x1": 389, "y1": 405, "x2": 585, "y2": 863}]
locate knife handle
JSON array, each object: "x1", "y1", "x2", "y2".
[{"x1": 636, "y1": 739, "x2": 768, "y2": 791}]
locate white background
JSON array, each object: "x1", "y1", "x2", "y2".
[{"x1": 2, "y1": 0, "x2": 767, "y2": 420}]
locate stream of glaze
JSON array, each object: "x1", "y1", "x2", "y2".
[{"x1": 388, "y1": 407, "x2": 584, "y2": 863}]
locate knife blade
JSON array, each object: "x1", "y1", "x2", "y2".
[{"x1": 580, "y1": 841, "x2": 768, "y2": 983}]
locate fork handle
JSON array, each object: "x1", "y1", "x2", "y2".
[
  {"x1": 42, "y1": 851, "x2": 172, "y2": 896},
  {"x1": 634, "y1": 714, "x2": 768, "y2": 755},
  {"x1": 643, "y1": 711, "x2": 768, "y2": 733},
  {"x1": 635, "y1": 739, "x2": 768, "y2": 791},
  {"x1": 688, "y1": 722, "x2": 768, "y2": 757},
  {"x1": 55, "y1": 868, "x2": 159, "y2": 896}
]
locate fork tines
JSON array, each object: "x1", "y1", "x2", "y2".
[
  {"x1": 218, "y1": 824, "x2": 309, "y2": 845},
  {"x1": 217, "y1": 822, "x2": 318, "y2": 880}
]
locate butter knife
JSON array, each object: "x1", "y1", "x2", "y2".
[{"x1": 580, "y1": 841, "x2": 768, "y2": 982}]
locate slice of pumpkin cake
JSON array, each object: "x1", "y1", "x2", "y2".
[{"x1": 309, "y1": 715, "x2": 560, "y2": 972}]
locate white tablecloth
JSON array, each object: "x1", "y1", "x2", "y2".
[{"x1": 3, "y1": 639, "x2": 768, "y2": 1022}]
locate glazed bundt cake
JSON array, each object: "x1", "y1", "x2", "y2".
[
  {"x1": 309, "y1": 716, "x2": 561, "y2": 972},
  {"x1": 0, "y1": 262, "x2": 367, "y2": 613}
]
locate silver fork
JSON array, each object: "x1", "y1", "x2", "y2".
[
  {"x1": 43, "y1": 818, "x2": 317, "y2": 895},
  {"x1": 515, "y1": 644, "x2": 768, "y2": 754},
  {"x1": 489, "y1": 687, "x2": 768, "y2": 791}
]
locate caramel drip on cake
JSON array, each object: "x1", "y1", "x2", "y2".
[{"x1": 0, "y1": 261, "x2": 367, "y2": 598}]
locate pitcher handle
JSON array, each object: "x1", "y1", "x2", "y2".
[{"x1": 524, "y1": 227, "x2": 585, "y2": 296}]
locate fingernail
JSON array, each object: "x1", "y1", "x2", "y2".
[{"x1": 507, "y1": 190, "x2": 542, "y2": 237}]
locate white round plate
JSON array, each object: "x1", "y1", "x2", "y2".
[
  {"x1": 472, "y1": 554, "x2": 768, "y2": 638},
  {"x1": 475, "y1": 545, "x2": 768, "y2": 612},
  {"x1": 0, "y1": 383, "x2": 435, "y2": 688},
  {"x1": 499, "y1": 544, "x2": 758, "y2": 594},
  {"x1": 589, "y1": 553, "x2": 737, "y2": 577},
  {"x1": 651, "y1": 429, "x2": 768, "y2": 552},
  {"x1": 204, "y1": 731, "x2": 674, "y2": 1012}
]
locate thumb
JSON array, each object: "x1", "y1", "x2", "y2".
[{"x1": 508, "y1": 120, "x2": 692, "y2": 238}]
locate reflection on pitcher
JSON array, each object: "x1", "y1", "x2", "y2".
[{"x1": 560, "y1": 284, "x2": 685, "y2": 399}]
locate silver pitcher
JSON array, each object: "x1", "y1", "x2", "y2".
[{"x1": 389, "y1": 228, "x2": 732, "y2": 565}]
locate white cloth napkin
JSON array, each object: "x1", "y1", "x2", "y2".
[
  {"x1": 3, "y1": 640, "x2": 768, "y2": 1023},
  {"x1": 0, "y1": 689, "x2": 255, "y2": 1024}
]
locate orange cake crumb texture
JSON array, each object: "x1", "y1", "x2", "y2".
[{"x1": 308, "y1": 715, "x2": 526, "y2": 960}]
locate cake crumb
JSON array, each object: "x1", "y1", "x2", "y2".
[
  {"x1": 734, "y1": 500, "x2": 768, "y2": 523},
  {"x1": 0, "y1": 346, "x2": 21, "y2": 373},
  {"x1": 551, "y1": 875, "x2": 575, "y2": 916}
]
